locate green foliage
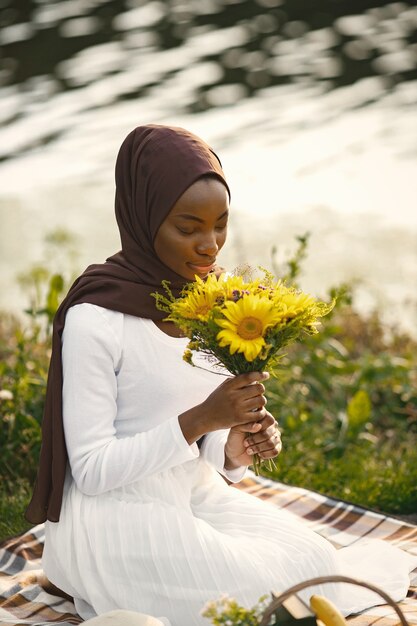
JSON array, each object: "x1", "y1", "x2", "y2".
[
  {"x1": 0, "y1": 230, "x2": 76, "y2": 492},
  {"x1": 259, "y1": 233, "x2": 417, "y2": 514},
  {"x1": 271, "y1": 232, "x2": 309, "y2": 286},
  {"x1": 0, "y1": 315, "x2": 49, "y2": 487},
  {"x1": 17, "y1": 228, "x2": 79, "y2": 334},
  {"x1": 347, "y1": 389, "x2": 371, "y2": 430},
  {"x1": 262, "y1": 303, "x2": 417, "y2": 514},
  {"x1": 0, "y1": 479, "x2": 32, "y2": 538}
]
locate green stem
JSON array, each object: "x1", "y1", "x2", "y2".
[{"x1": 252, "y1": 454, "x2": 277, "y2": 476}]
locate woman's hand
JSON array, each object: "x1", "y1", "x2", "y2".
[
  {"x1": 179, "y1": 372, "x2": 270, "y2": 444},
  {"x1": 202, "y1": 372, "x2": 270, "y2": 431},
  {"x1": 224, "y1": 411, "x2": 282, "y2": 469}
]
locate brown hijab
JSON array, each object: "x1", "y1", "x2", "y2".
[{"x1": 25, "y1": 124, "x2": 230, "y2": 524}]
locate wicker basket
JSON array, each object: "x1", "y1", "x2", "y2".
[{"x1": 259, "y1": 575, "x2": 410, "y2": 626}]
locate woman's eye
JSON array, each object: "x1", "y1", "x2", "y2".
[
  {"x1": 177, "y1": 223, "x2": 227, "y2": 235},
  {"x1": 216, "y1": 223, "x2": 228, "y2": 232}
]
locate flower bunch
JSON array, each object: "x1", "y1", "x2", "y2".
[
  {"x1": 153, "y1": 270, "x2": 334, "y2": 472},
  {"x1": 201, "y1": 593, "x2": 271, "y2": 626},
  {"x1": 155, "y1": 270, "x2": 334, "y2": 375}
]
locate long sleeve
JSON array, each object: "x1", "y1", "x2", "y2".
[
  {"x1": 61, "y1": 304, "x2": 199, "y2": 496},
  {"x1": 200, "y1": 430, "x2": 247, "y2": 483}
]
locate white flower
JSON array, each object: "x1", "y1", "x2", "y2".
[
  {"x1": 200, "y1": 600, "x2": 216, "y2": 615},
  {"x1": 219, "y1": 593, "x2": 231, "y2": 600},
  {"x1": 0, "y1": 389, "x2": 13, "y2": 401}
]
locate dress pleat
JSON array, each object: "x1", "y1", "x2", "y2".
[{"x1": 44, "y1": 457, "x2": 417, "y2": 625}]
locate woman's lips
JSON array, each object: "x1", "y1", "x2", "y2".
[{"x1": 187, "y1": 262, "x2": 215, "y2": 274}]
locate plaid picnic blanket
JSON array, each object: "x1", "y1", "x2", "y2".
[{"x1": 1, "y1": 474, "x2": 416, "y2": 626}]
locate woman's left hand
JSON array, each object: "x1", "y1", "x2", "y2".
[{"x1": 224, "y1": 411, "x2": 282, "y2": 470}]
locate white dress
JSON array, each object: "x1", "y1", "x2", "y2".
[{"x1": 43, "y1": 304, "x2": 417, "y2": 626}]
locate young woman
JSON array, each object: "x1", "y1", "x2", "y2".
[{"x1": 26, "y1": 125, "x2": 416, "y2": 626}]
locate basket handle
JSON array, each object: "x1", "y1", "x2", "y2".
[{"x1": 259, "y1": 575, "x2": 410, "y2": 626}]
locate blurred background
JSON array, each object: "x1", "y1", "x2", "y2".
[
  {"x1": 1, "y1": 1, "x2": 417, "y2": 536},
  {"x1": 0, "y1": 0, "x2": 416, "y2": 333}
]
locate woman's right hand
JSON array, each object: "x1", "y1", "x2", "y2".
[
  {"x1": 178, "y1": 372, "x2": 269, "y2": 444},
  {"x1": 200, "y1": 371, "x2": 269, "y2": 431}
]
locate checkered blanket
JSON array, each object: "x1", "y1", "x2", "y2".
[{"x1": 1, "y1": 474, "x2": 416, "y2": 626}]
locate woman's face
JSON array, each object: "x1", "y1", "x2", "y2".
[{"x1": 154, "y1": 177, "x2": 229, "y2": 281}]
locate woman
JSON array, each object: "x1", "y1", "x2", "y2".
[{"x1": 26, "y1": 125, "x2": 416, "y2": 625}]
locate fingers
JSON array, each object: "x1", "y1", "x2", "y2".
[
  {"x1": 245, "y1": 429, "x2": 281, "y2": 451},
  {"x1": 229, "y1": 374, "x2": 268, "y2": 418},
  {"x1": 252, "y1": 411, "x2": 275, "y2": 430},
  {"x1": 231, "y1": 421, "x2": 263, "y2": 434},
  {"x1": 232, "y1": 372, "x2": 269, "y2": 389},
  {"x1": 245, "y1": 406, "x2": 267, "y2": 421},
  {"x1": 246, "y1": 381, "x2": 266, "y2": 396},
  {"x1": 242, "y1": 393, "x2": 267, "y2": 412},
  {"x1": 244, "y1": 421, "x2": 282, "y2": 459},
  {"x1": 239, "y1": 378, "x2": 268, "y2": 409},
  {"x1": 246, "y1": 437, "x2": 282, "y2": 459},
  {"x1": 211, "y1": 372, "x2": 269, "y2": 429}
]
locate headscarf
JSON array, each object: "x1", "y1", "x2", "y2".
[{"x1": 25, "y1": 124, "x2": 230, "y2": 524}]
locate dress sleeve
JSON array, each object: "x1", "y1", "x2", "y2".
[
  {"x1": 200, "y1": 430, "x2": 247, "y2": 483},
  {"x1": 62, "y1": 304, "x2": 199, "y2": 496}
]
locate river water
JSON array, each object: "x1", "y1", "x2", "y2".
[{"x1": 0, "y1": 0, "x2": 416, "y2": 334}]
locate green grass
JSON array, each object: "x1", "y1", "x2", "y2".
[
  {"x1": 0, "y1": 480, "x2": 32, "y2": 539},
  {"x1": 262, "y1": 425, "x2": 417, "y2": 515},
  {"x1": 258, "y1": 303, "x2": 417, "y2": 517}
]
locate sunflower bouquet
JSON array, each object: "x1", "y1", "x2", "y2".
[{"x1": 153, "y1": 269, "x2": 334, "y2": 473}]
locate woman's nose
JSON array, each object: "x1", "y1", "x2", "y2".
[{"x1": 196, "y1": 232, "x2": 219, "y2": 256}]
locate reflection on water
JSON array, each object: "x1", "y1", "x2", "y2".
[
  {"x1": 0, "y1": 0, "x2": 416, "y2": 157},
  {"x1": 0, "y1": 0, "x2": 416, "y2": 334}
]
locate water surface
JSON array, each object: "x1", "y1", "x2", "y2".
[{"x1": 0, "y1": 0, "x2": 416, "y2": 333}]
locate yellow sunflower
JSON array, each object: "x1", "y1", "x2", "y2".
[
  {"x1": 215, "y1": 294, "x2": 280, "y2": 362},
  {"x1": 273, "y1": 290, "x2": 316, "y2": 320},
  {"x1": 171, "y1": 274, "x2": 221, "y2": 321},
  {"x1": 217, "y1": 274, "x2": 275, "y2": 304},
  {"x1": 195, "y1": 273, "x2": 221, "y2": 292}
]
